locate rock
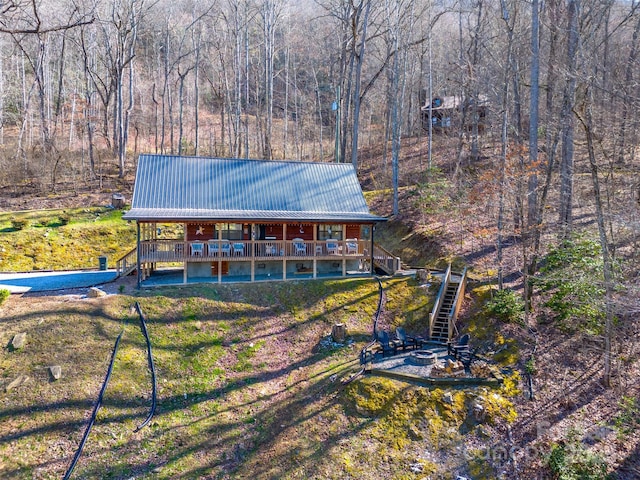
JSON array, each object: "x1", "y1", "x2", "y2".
[
  {"x1": 5, "y1": 374, "x2": 29, "y2": 392},
  {"x1": 415, "y1": 269, "x2": 430, "y2": 284},
  {"x1": 442, "y1": 392, "x2": 454, "y2": 405},
  {"x1": 473, "y1": 402, "x2": 486, "y2": 422},
  {"x1": 10, "y1": 332, "x2": 27, "y2": 350},
  {"x1": 87, "y1": 287, "x2": 107, "y2": 298},
  {"x1": 49, "y1": 365, "x2": 62, "y2": 380}
]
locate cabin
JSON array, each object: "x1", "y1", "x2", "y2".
[
  {"x1": 421, "y1": 95, "x2": 489, "y2": 131},
  {"x1": 120, "y1": 154, "x2": 394, "y2": 287}
]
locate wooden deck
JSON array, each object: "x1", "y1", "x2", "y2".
[
  {"x1": 137, "y1": 238, "x2": 369, "y2": 263},
  {"x1": 117, "y1": 239, "x2": 402, "y2": 284}
]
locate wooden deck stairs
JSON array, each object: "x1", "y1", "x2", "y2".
[
  {"x1": 429, "y1": 265, "x2": 468, "y2": 342},
  {"x1": 372, "y1": 243, "x2": 402, "y2": 275}
]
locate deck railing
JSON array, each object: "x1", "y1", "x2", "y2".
[
  {"x1": 429, "y1": 264, "x2": 452, "y2": 339},
  {"x1": 138, "y1": 239, "x2": 369, "y2": 262},
  {"x1": 372, "y1": 243, "x2": 401, "y2": 275},
  {"x1": 116, "y1": 247, "x2": 138, "y2": 277}
]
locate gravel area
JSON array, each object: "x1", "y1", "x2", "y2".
[{"x1": 371, "y1": 344, "x2": 450, "y2": 377}]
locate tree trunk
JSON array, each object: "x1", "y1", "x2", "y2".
[
  {"x1": 579, "y1": 87, "x2": 614, "y2": 388},
  {"x1": 350, "y1": 0, "x2": 372, "y2": 170},
  {"x1": 559, "y1": 0, "x2": 580, "y2": 239}
]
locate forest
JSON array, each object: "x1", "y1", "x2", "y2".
[
  {"x1": 0, "y1": 0, "x2": 636, "y2": 186},
  {"x1": 2, "y1": 0, "x2": 640, "y2": 368},
  {"x1": 1, "y1": 1, "x2": 640, "y2": 478}
]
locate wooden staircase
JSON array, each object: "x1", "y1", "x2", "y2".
[
  {"x1": 428, "y1": 265, "x2": 467, "y2": 342},
  {"x1": 372, "y1": 243, "x2": 402, "y2": 275}
]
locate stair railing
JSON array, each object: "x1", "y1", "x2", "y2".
[
  {"x1": 372, "y1": 243, "x2": 401, "y2": 275},
  {"x1": 446, "y1": 267, "x2": 467, "y2": 340},
  {"x1": 429, "y1": 264, "x2": 451, "y2": 339},
  {"x1": 116, "y1": 247, "x2": 137, "y2": 278}
]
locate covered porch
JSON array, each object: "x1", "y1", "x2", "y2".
[
  {"x1": 121, "y1": 155, "x2": 390, "y2": 287},
  {"x1": 119, "y1": 220, "x2": 381, "y2": 286}
]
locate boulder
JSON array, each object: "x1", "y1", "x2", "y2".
[
  {"x1": 473, "y1": 401, "x2": 486, "y2": 422},
  {"x1": 415, "y1": 269, "x2": 430, "y2": 284},
  {"x1": 87, "y1": 287, "x2": 107, "y2": 298},
  {"x1": 10, "y1": 332, "x2": 27, "y2": 350},
  {"x1": 49, "y1": 365, "x2": 62, "y2": 381}
]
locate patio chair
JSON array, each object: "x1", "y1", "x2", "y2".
[
  {"x1": 233, "y1": 242, "x2": 245, "y2": 256},
  {"x1": 265, "y1": 243, "x2": 276, "y2": 256},
  {"x1": 395, "y1": 327, "x2": 419, "y2": 351},
  {"x1": 377, "y1": 330, "x2": 399, "y2": 357},
  {"x1": 220, "y1": 241, "x2": 231, "y2": 256},
  {"x1": 293, "y1": 238, "x2": 306, "y2": 255},
  {"x1": 190, "y1": 242, "x2": 204, "y2": 256},
  {"x1": 346, "y1": 238, "x2": 358, "y2": 255},
  {"x1": 447, "y1": 333, "x2": 471, "y2": 361},
  {"x1": 326, "y1": 239, "x2": 339, "y2": 255},
  {"x1": 208, "y1": 241, "x2": 219, "y2": 256}
]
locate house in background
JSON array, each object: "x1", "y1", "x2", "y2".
[
  {"x1": 120, "y1": 154, "x2": 396, "y2": 287},
  {"x1": 421, "y1": 95, "x2": 489, "y2": 131}
]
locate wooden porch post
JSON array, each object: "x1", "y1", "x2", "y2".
[
  {"x1": 183, "y1": 222, "x2": 187, "y2": 284},
  {"x1": 370, "y1": 224, "x2": 375, "y2": 276},
  {"x1": 342, "y1": 223, "x2": 347, "y2": 276},
  {"x1": 313, "y1": 223, "x2": 317, "y2": 279},
  {"x1": 282, "y1": 223, "x2": 287, "y2": 280},
  {"x1": 217, "y1": 223, "x2": 222, "y2": 284},
  {"x1": 250, "y1": 223, "x2": 255, "y2": 282},
  {"x1": 136, "y1": 222, "x2": 141, "y2": 288}
]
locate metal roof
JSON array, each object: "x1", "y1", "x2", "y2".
[{"x1": 123, "y1": 154, "x2": 385, "y2": 223}]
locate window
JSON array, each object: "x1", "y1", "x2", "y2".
[
  {"x1": 318, "y1": 224, "x2": 343, "y2": 240},
  {"x1": 219, "y1": 223, "x2": 243, "y2": 240}
]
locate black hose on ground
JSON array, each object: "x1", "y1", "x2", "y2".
[
  {"x1": 356, "y1": 276, "x2": 385, "y2": 369},
  {"x1": 63, "y1": 329, "x2": 124, "y2": 480},
  {"x1": 134, "y1": 301, "x2": 157, "y2": 432}
]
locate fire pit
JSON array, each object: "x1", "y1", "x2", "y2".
[{"x1": 409, "y1": 349, "x2": 438, "y2": 366}]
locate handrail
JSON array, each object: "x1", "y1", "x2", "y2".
[
  {"x1": 372, "y1": 243, "x2": 401, "y2": 275},
  {"x1": 116, "y1": 247, "x2": 137, "y2": 277},
  {"x1": 429, "y1": 264, "x2": 451, "y2": 338},
  {"x1": 446, "y1": 267, "x2": 467, "y2": 339}
]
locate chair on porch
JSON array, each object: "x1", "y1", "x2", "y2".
[
  {"x1": 220, "y1": 241, "x2": 231, "y2": 256},
  {"x1": 326, "y1": 239, "x2": 339, "y2": 255},
  {"x1": 346, "y1": 238, "x2": 358, "y2": 255},
  {"x1": 233, "y1": 242, "x2": 245, "y2": 256},
  {"x1": 208, "y1": 241, "x2": 219, "y2": 256},
  {"x1": 190, "y1": 242, "x2": 204, "y2": 256},
  {"x1": 293, "y1": 238, "x2": 306, "y2": 255}
]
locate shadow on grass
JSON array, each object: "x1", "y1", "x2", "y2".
[{"x1": 0, "y1": 276, "x2": 396, "y2": 478}]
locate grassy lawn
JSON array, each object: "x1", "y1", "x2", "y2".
[
  {"x1": 0, "y1": 207, "x2": 136, "y2": 271},
  {"x1": 1, "y1": 277, "x2": 492, "y2": 479}
]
